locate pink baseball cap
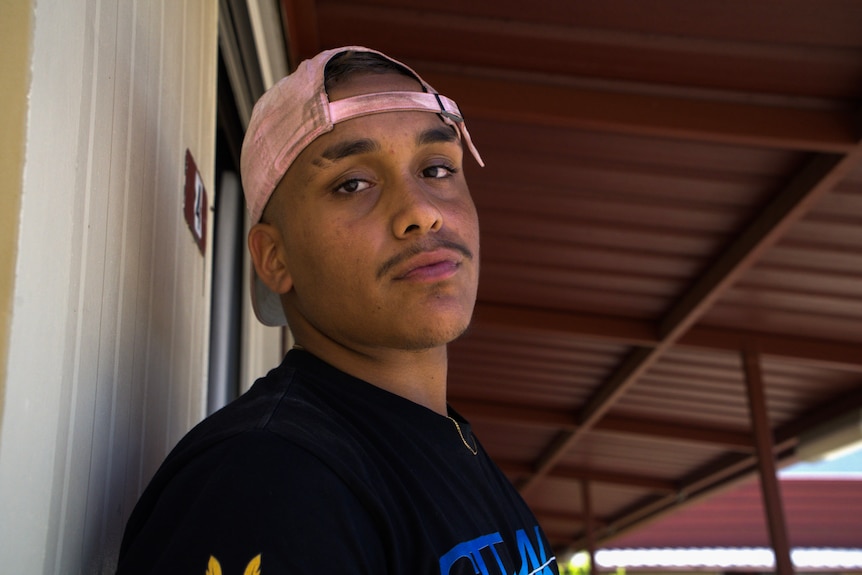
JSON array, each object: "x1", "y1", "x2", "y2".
[{"x1": 240, "y1": 46, "x2": 484, "y2": 326}]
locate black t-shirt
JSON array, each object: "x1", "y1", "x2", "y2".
[{"x1": 117, "y1": 350, "x2": 559, "y2": 574}]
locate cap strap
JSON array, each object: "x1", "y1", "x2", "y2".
[{"x1": 328, "y1": 91, "x2": 485, "y2": 167}]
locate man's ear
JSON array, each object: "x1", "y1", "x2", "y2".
[{"x1": 248, "y1": 223, "x2": 293, "y2": 294}]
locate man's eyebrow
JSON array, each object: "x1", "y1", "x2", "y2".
[
  {"x1": 417, "y1": 126, "x2": 459, "y2": 147},
  {"x1": 320, "y1": 138, "x2": 380, "y2": 162},
  {"x1": 315, "y1": 128, "x2": 457, "y2": 165}
]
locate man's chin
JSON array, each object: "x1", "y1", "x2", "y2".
[{"x1": 395, "y1": 315, "x2": 474, "y2": 351}]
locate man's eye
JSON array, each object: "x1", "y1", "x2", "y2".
[
  {"x1": 422, "y1": 165, "x2": 455, "y2": 179},
  {"x1": 334, "y1": 179, "x2": 371, "y2": 194}
]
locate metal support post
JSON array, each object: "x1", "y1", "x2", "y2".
[
  {"x1": 581, "y1": 479, "x2": 597, "y2": 575},
  {"x1": 742, "y1": 346, "x2": 794, "y2": 575}
]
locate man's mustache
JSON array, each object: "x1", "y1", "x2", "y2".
[{"x1": 377, "y1": 236, "x2": 475, "y2": 280}]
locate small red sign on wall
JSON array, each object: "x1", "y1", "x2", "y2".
[{"x1": 184, "y1": 149, "x2": 207, "y2": 256}]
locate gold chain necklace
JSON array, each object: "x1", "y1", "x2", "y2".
[{"x1": 447, "y1": 416, "x2": 478, "y2": 455}]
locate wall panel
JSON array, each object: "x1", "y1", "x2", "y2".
[{"x1": 0, "y1": 1, "x2": 218, "y2": 573}]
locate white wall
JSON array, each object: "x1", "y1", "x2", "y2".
[{"x1": 0, "y1": 1, "x2": 218, "y2": 573}]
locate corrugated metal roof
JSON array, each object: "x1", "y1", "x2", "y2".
[
  {"x1": 279, "y1": 0, "x2": 862, "y2": 556},
  {"x1": 609, "y1": 477, "x2": 862, "y2": 548}
]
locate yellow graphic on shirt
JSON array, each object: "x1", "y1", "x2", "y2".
[{"x1": 206, "y1": 554, "x2": 261, "y2": 575}]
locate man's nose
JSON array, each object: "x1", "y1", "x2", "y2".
[{"x1": 390, "y1": 177, "x2": 444, "y2": 238}]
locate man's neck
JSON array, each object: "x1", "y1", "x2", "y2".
[{"x1": 295, "y1": 337, "x2": 450, "y2": 415}]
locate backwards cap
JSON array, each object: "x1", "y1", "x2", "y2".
[{"x1": 240, "y1": 46, "x2": 484, "y2": 326}]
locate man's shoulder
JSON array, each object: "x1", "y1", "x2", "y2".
[
  {"x1": 119, "y1": 361, "x2": 376, "y2": 558},
  {"x1": 169, "y1": 360, "x2": 361, "y2": 472}
]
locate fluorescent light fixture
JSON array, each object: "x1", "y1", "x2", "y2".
[{"x1": 594, "y1": 548, "x2": 862, "y2": 570}]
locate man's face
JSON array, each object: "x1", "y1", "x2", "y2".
[{"x1": 265, "y1": 72, "x2": 480, "y2": 352}]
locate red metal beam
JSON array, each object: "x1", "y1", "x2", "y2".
[
  {"x1": 455, "y1": 397, "x2": 754, "y2": 451},
  {"x1": 574, "y1": 451, "x2": 772, "y2": 550},
  {"x1": 517, "y1": 148, "x2": 862, "y2": 496},
  {"x1": 317, "y1": 1, "x2": 862, "y2": 106},
  {"x1": 471, "y1": 302, "x2": 657, "y2": 347},
  {"x1": 496, "y1": 459, "x2": 676, "y2": 492},
  {"x1": 420, "y1": 72, "x2": 857, "y2": 153},
  {"x1": 656, "y1": 153, "x2": 848, "y2": 341},
  {"x1": 280, "y1": 0, "x2": 320, "y2": 67},
  {"x1": 680, "y1": 326, "x2": 862, "y2": 373},
  {"x1": 742, "y1": 346, "x2": 794, "y2": 575},
  {"x1": 581, "y1": 480, "x2": 597, "y2": 575},
  {"x1": 470, "y1": 302, "x2": 862, "y2": 372},
  {"x1": 598, "y1": 415, "x2": 753, "y2": 452},
  {"x1": 574, "y1": 385, "x2": 862, "y2": 549},
  {"x1": 555, "y1": 465, "x2": 677, "y2": 493}
]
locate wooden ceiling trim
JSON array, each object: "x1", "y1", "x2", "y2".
[{"x1": 419, "y1": 72, "x2": 858, "y2": 153}]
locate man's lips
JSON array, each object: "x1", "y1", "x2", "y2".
[
  {"x1": 377, "y1": 239, "x2": 474, "y2": 281},
  {"x1": 393, "y1": 250, "x2": 463, "y2": 281}
]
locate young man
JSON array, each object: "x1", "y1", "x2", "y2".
[{"x1": 116, "y1": 46, "x2": 558, "y2": 575}]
